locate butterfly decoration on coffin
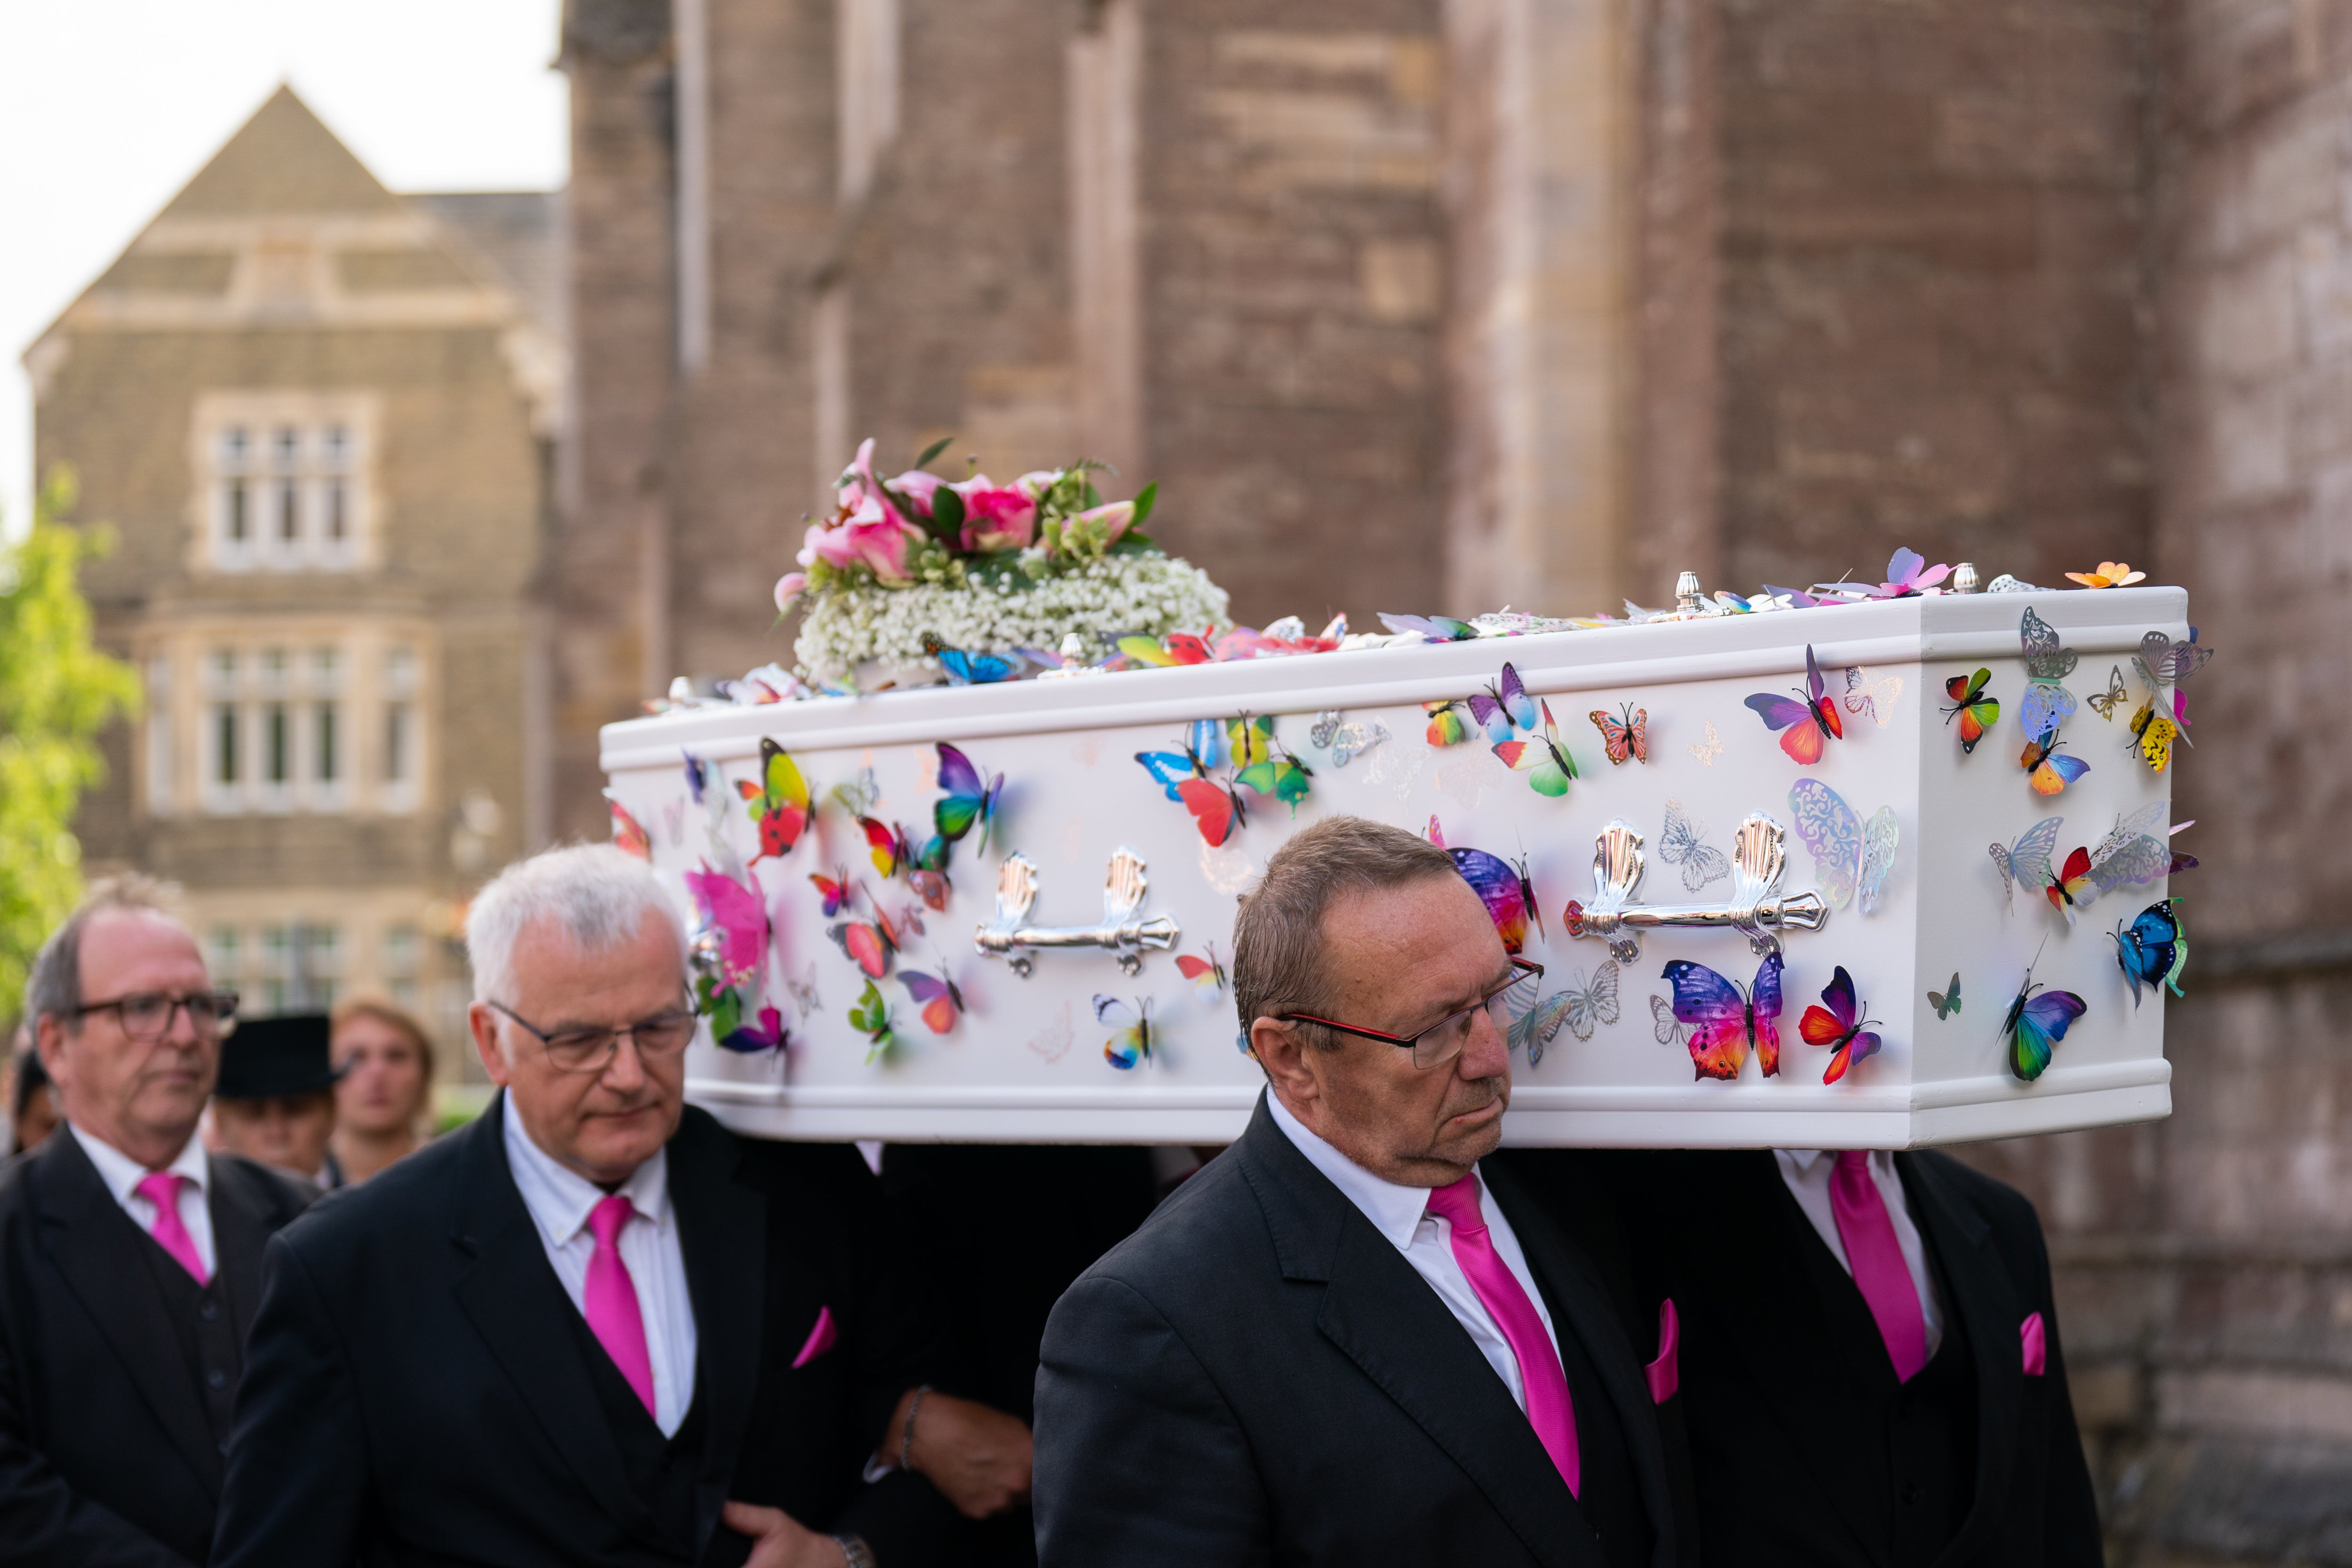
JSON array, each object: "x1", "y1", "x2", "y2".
[
  {"x1": 1469, "y1": 663, "x2": 1538, "y2": 744},
  {"x1": 1429, "y1": 819, "x2": 1539, "y2": 953},
  {"x1": 1237, "y1": 733, "x2": 1315, "y2": 815},
  {"x1": 930, "y1": 743, "x2": 1004, "y2": 860},
  {"x1": 1658, "y1": 799, "x2": 1731, "y2": 892},
  {"x1": 2132, "y1": 629, "x2": 2213, "y2": 723},
  {"x1": 1867, "y1": 547, "x2": 1953, "y2": 599},
  {"x1": 1990, "y1": 818, "x2": 2064, "y2": 910},
  {"x1": 1176, "y1": 942, "x2": 1230, "y2": 995},
  {"x1": 1135, "y1": 720, "x2": 1225, "y2": 798},
  {"x1": 1096, "y1": 995, "x2": 1155, "y2": 1069},
  {"x1": 1800, "y1": 965, "x2": 1884, "y2": 1085},
  {"x1": 1589, "y1": 703, "x2": 1649, "y2": 765},
  {"x1": 1788, "y1": 779, "x2": 1900, "y2": 915},
  {"x1": 683, "y1": 862, "x2": 777, "y2": 1051},
  {"x1": 1649, "y1": 995, "x2": 1691, "y2": 1051},
  {"x1": 1378, "y1": 612, "x2": 1479, "y2": 643},
  {"x1": 2000, "y1": 953, "x2": 2086, "y2": 1082},
  {"x1": 1493, "y1": 700, "x2": 1579, "y2": 797},
  {"x1": 829, "y1": 767, "x2": 880, "y2": 819},
  {"x1": 738, "y1": 740, "x2": 813, "y2": 864},
  {"x1": 1687, "y1": 719, "x2": 1724, "y2": 767},
  {"x1": 920, "y1": 632, "x2": 1025, "y2": 686},
  {"x1": 898, "y1": 960, "x2": 967, "y2": 1035},
  {"x1": 849, "y1": 980, "x2": 896, "y2": 1064},
  {"x1": 2041, "y1": 803, "x2": 2185, "y2": 926},
  {"x1": 1226, "y1": 714, "x2": 1275, "y2": 769},
  {"x1": 783, "y1": 962, "x2": 822, "y2": 1020},
  {"x1": 1941, "y1": 668, "x2": 2000, "y2": 755},
  {"x1": 2113, "y1": 898, "x2": 2188, "y2": 1006},
  {"x1": 857, "y1": 815, "x2": 954, "y2": 910},
  {"x1": 1116, "y1": 632, "x2": 1215, "y2": 668},
  {"x1": 1928, "y1": 972, "x2": 1962, "y2": 1020},
  {"x1": 1744, "y1": 645, "x2": 1844, "y2": 765},
  {"x1": 2019, "y1": 729, "x2": 2090, "y2": 796},
  {"x1": 2017, "y1": 608, "x2": 2081, "y2": 740},
  {"x1": 1423, "y1": 699, "x2": 1473, "y2": 746},
  {"x1": 2085, "y1": 667, "x2": 2130, "y2": 723},
  {"x1": 1661, "y1": 951, "x2": 1784, "y2": 1081},
  {"x1": 810, "y1": 867, "x2": 856, "y2": 918},
  {"x1": 1509, "y1": 962, "x2": 1620, "y2": 1067},
  {"x1": 605, "y1": 793, "x2": 653, "y2": 860},
  {"x1": 2125, "y1": 691, "x2": 2183, "y2": 773},
  {"x1": 828, "y1": 890, "x2": 907, "y2": 979},
  {"x1": 1842, "y1": 667, "x2": 1903, "y2": 727},
  {"x1": 1310, "y1": 710, "x2": 1390, "y2": 768}
]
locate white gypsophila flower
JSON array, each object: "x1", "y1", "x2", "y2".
[{"x1": 793, "y1": 553, "x2": 1232, "y2": 685}]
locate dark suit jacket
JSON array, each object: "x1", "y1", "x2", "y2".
[
  {"x1": 1033, "y1": 1095, "x2": 1693, "y2": 1568},
  {"x1": 0, "y1": 1127, "x2": 311, "y2": 1568},
  {"x1": 212, "y1": 1097, "x2": 964, "y2": 1568},
  {"x1": 1604, "y1": 1149, "x2": 2102, "y2": 1568}
]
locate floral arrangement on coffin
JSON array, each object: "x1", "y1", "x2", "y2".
[{"x1": 774, "y1": 438, "x2": 1231, "y2": 688}]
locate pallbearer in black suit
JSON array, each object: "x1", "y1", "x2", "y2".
[
  {"x1": 0, "y1": 876, "x2": 311, "y2": 1568},
  {"x1": 214, "y1": 845, "x2": 1029, "y2": 1568},
  {"x1": 1034, "y1": 817, "x2": 1692, "y2": 1568},
  {"x1": 1607, "y1": 1147, "x2": 2103, "y2": 1567}
]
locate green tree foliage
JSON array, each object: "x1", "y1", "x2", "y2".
[{"x1": 0, "y1": 467, "x2": 140, "y2": 1015}]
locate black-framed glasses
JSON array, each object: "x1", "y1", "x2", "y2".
[
  {"x1": 486, "y1": 999, "x2": 697, "y2": 1075},
  {"x1": 1277, "y1": 957, "x2": 1543, "y2": 1071},
  {"x1": 73, "y1": 991, "x2": 242, "y2": 1042}
]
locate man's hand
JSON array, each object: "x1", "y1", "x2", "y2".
[
  {"x1": 723, "y1": 1501, "x2": 849, "y2": 1568},
  {"x1": 884, "y1": 1389, "x2": 1035, "y2": 1519}
]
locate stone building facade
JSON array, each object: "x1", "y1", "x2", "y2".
[
  {"x1": 26, "y1": 88, "x2": 563, "y2": 1077},
  {"x1": 557, "y1": 0, "x2": 2352, "y2": 1553}
]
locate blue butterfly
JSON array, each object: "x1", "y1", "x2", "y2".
[
  {"x1": 2111, "y1": 898, "x2": 2186, "y2": 1007},
  {"x1": 2000, "y1": 955, "x2": 2087, "y2": 1082},
  {"x1": 1133, "y1": 720, "x2": 1225, "y2": 802},
  {"x1": 921, "y1": 632, "x2": 1024, "y2": 686}
]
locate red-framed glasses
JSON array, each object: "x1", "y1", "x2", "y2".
[{"x1": 1276, "y1": 957, "x2": 1543, "y2": 1070}]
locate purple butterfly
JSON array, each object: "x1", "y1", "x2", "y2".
[
  {"x1": 716, "y1": 1003, "x2": 788, "y2": 1054},
  {"x1": 1661, "y1": 951, "x2": 1784, "y2": 1081},
  {"x1": 1465, "y1": 662, "x2": 1536, "y2": 743},
  {"x1": 1868, "y1": 547, "x2": 1953, "y2": 599},
  {"x1": 2002, "y1": 958, "x2": 2087, "y2": 1082}
]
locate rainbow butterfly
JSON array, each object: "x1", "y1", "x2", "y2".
[
  {"x1": 857, "y1": 816, "x2": 910, "y2": 878},
  {"x1": 1438, "y1": 836, "x2": 1532, "y2": 955},
  {"x1": 1468, "y1": 663, "x2": 1536, "y2": 743},
  {"x1": 931, "y1": 743, "x2": 1003, "y2": 858},
  {"x1": 898, "y1": 962, "x2": 966, "y2": 1035},
  {"x1": 1589, "y1": 703, "x2": 1648, "y2": 765},
  {"x1": 1743, "y1": 645, "x2": 1843, "y2": 765},
  {"x1": 737, "y1": 740, "x2": 812, "y2": 864},
  {"x1": 1423, "y1": 700, "x2": 1472, "y2": 746},
  {"x1": 2018, "y1": 607, "x2": 2080, "y2": 740},
  {"x1": 605, "y1": 793, "x2": 652, "y2": 860},
  {"x1": 2019, "y1": 729, "x2": 2090, "y2": 796},
  {"x1": 1176, "y1": 942, "x2": 1229, "y2": 995},
  {"x1": 809, "y1": 867, "x2": 856, "y2": 918},
  {"x1": 1941, "y1": 668, "x2": 2000, "y2": 754},
  {"x1": 1117, "y1": 632, "x2": 1214, "y2": 668},
  {"x1": 1661, "y1": 951, "x2": 1784, "y2": 1081},
  {"x1": 1799, "y1": 964, "x2": 1882, "y2": 1085},
  {"x1": 2000, "y1": 952, "x2": 2085, "y2": 1082},
  {"x1": 1096, "y1": 995, "x2": 1155, "y2": 1069},
  {"x1": 2112, "y1": 898, "x2": 2186, "y2": 1007},
  {"x1": 849, "y1": 980, "x2": 895, "y2": 1064},
  {"x1": 1492, "y1": 700, "x2": 1578, "y2": 797}
]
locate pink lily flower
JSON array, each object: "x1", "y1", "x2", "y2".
[{"x1": 952, "y1": 475, "x2": 1038, "y2": 552}]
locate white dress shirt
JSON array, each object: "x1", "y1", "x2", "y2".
[
  {"x1": 503, "y1": 1101, "x2": 700, "y2": 1435},
  {"x1": 1773, "y1": 1148, "x2": 1944, "y2": 1359},
  {"x1": 68, "y1": 1121, "x2": 216, "y2": 1280},
  {"x1": 1267, "y1": 1092, "x2": 1561, "y2": 1410}
]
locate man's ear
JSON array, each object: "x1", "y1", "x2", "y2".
[
  {"x1": 1250, "y1": 1017, "x2": 1321, "y2": 1111},
  {"x1": 467, "y1": 1003, "x2": 512, "y2": 1089}
]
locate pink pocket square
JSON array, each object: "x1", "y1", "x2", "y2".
[
  {"x1": 1645, "y1": 1298, "x2": 1680, "y2": 1403},
  {"x1": 2020, "y1": 1311, "x2": 2046, "y2": 1377},
  {"x1": 791, "y1": 1305, "x2": 838, "y2": 1369}
]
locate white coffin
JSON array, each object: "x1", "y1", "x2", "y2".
[{"x1": 599, "y1": 587, "x2": 2186, "y2": 1149}]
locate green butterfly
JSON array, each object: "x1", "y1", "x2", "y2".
[
  {"x1": 1237, "y1": 737, "x2": 1313, "y2": 816},
  {"x1": 1928, "y1": 972, "x2": 1962, "y2": 1020},
  {"x1": 850, "y1": 979, "x2": 895, "y2": 1064}
]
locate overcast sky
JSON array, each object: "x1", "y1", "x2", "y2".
[{"x1": 0, "y1": 0, "x2": 568, "y2": 539}]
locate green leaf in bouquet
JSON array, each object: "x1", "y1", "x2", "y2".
[
  {"x1": 1109, "y1": 531, "x2": 1159, "y2": 557},
  {"x1": 929, "y1": 484, "x2": 967, "y2": 541},
  {"x1": 914, "y1": 435, "x2": 955, "y2": 470},
  {"x1": 1128, "y1": 481, "x2": 1157, "y2": 529}
]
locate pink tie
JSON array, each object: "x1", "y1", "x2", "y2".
[
  {"x1": 134, "y1": 1171, "x2": 208, "y2": 1286},
  {"x1": 1425, "y1": 1173, "x2": 1580, "y2": 1496},
  {"x1": 1830, "y1": 1152, "x2": 1929, "y2": 1383},
  {"x1": 585, "y1": 1194, "x2": 658, "y2": 1418}
]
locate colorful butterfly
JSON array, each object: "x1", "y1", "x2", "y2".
[
  {"x1": 1238, "y1": 736, "x2": 1314, "y2": 815},
  {"x1": 828, "y1": 897, "x2": 903, "y2": 978},
  {"x1": 1658, "y1": 799, "x2": 1730, "y2": 891},
  {"x1": 932, "y1": 743, "x2": 1003, "y2": 856},
  {"x1": 738, "y1": 739, "x2": 812, "y2": 864},
  {"x1": 1744, "y1": 645, "x2": 1843, "y2": 765},
  {"x1": 683, "y1": 863, "x2": 769, "y2": 993},
  {"x1": 921, "y1": 632, "x2": 1025, "y2": 685},
  {"x1": 1799, "y1": 965, "x2": 1883, "y2": 1085},
  {"x1": 1423, "y1": 700, "x2": 1472, "y2": 746},
  {"x1": 2018, "y1": 607, "x2": 2080, "y2": 740},
  {"x1": 1310, "y1": 711, "x2": 1389, "y2": 767},
  {"x1": 898, "y1": 963, "x2": 966, "y2": 1034},
  {"x1": 1990, "y1": 817, "x2": 2064, "y2": 908},
  {"x1": 606, "y1": 793, "x2": 652, "y2": 860},
  {"x1": 1788, "y1": 779, "x2": 1899, "y2": 914},
  {"x1": 1133, "y1": 720, "x2": 1224, "y2": 801},
  {"x1": 1928, "y1": 972, "x2": 1962, "y2": 1020},
  {"x1": 1446, "y1": 844, "x2": 1532, "y2": 955},
  {"x1": 849, "y1": 979, "x2": 895, "y2": 1063},
  {"x1": 1096, "y1": 994, "x2": 1155, "y2": 1069},
  {"x1": 1649, "y1": 994, "x2": 1690, "y2": 1050},
  {"x1": 905, "y1": 841, "x2": 954, "y2": 912},
  {"x1": 1468, "y1": 664, "x2": 1537, "y2": 743},
  {"x1": 2020, "y1": 729, "x2": 2091, "y2": 796},
  {"x1": 2045, "y1": 845, "x2": 2102, "y2": 925},
  {"x1": 1869, "y1": 546, "x2": 1952, "y2": 599},
  {"x1": 856, "y1": 816, "x2": 909, "y2": 878},
  {"x1": 1492, "y1": 700, "x2": 1579, "y2": 797},
  {"x1": 1842, "y1": 667, "x2": 1903, "y2": 726},
  {"x1": 2000, "y1": 955, "x2": 2086, "y2": 1082},
  {"x1": 1662, "y1": 951, "x2": 1784, "y2": 1081},
  {"x1": 2085, "y1": 804, "x2": 2186, "y2": 892},
  {"x1": 1510, "y1": 963, "x2": 1620, "y2": 1066},
  {"x1": 1116, "y1": 632, "x2": 1213, "y2": 668},
  {"x1": 1225, "y1": 714, "x2": 1274, "y2": 769},
  {"x1": 1174, "y1": 769, "x2": 1249, "y2": 846},
  {"x1": 713, "y1": 1003, "x2": 788, "y2": 1055},
  {"x1": 809, "y1": 868, "x2": 856, "y2": 918},
  {"x1": 2112, "y1": 898, "x2": 2187, "y2": 1006},
  {"x1": 1687, "y1": 718, "x2": 1724, "y2": 767},
  {"x1": 2126, "y1": 694, "x2": 2180, "y2": 772},
  {"x1": 1941, "y1": 668, "x2": 2000, "y2": 753},
  {"x1": 1378, "y1": 612, "x2": 1479, "y2": 642},
  {"x1": 1176, "y1": 942, "x2": 1229, "y2": 995},
  {"x1": 1589, "y1": 703, "x2": 1649, "y2": 765},
  {"x1": 2085, "y1": 666, "x2": 2130, "y2": 721}
]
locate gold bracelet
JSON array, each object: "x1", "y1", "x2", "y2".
[{"x1": 898, "y1": 1384, "x2": 931, "y2": 1472}]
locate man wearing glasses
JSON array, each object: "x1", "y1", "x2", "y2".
[
  {"x1": 0, "y1": 875, "x2": 313, "y2": 1567},
  {"x1": 1034, "y1": 816, "x2": 1692, "y2": 1568},
  {"x1": 215, "y1": 844, "x2": 1025, "y2": 1567}
]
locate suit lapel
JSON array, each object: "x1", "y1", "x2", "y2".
[
  {"x1": 30, "y1": 1131, "x2": 221, "y2": 1497},
  {"x1": 664, "y1": 1110, "x2": 767, "y2": 1553},
  {"x1": 208, "y1": 1159, "x2": 273, "y2": 1348},
  {"x1": 1484, "y1": 1160, "x2": 1678, "y2": 1568},
  {"x1": 1236, "y1": 1100, "x2": 1604, "y2": 1568},
  {"x1": 447, "y1": 1097, "x2": 647, "y2": 1538},
  {"x1": 1899, "y1": 1155, "x2": 2022, "y2": 1568}
]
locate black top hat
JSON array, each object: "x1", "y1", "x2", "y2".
[{"x1": 215, "y1": 1013, "x2": 344, "y2": 1100}]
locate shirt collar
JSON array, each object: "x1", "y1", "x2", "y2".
[
  {"x1": 500, "y1": 1091, "x2": 671, "y2": 1248},
  {"x1": 66, "y1": 1119, "x2": 208, "y2": 1207},
  {"x1": 1778, "y1": 1148, "x2": 1896, "y2": 1182},
  {"x1": 1265, "y1": 1089, "x2": 1452, "y2": 1252}
]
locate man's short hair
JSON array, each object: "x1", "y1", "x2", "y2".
[
  {"x1": 1232, "y1": 816, "x2": 1459, "y2": 1053},
  {"x1": 464, "y1": 844, "x2": 687, "y2": 1005},
  {"x1": 22, "y1": 873, "x2": 186, "y2": 1030}
]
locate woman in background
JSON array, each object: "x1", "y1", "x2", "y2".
[{"x1": 326, "y1": 997, "x2": 435, "y2": 1184}]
